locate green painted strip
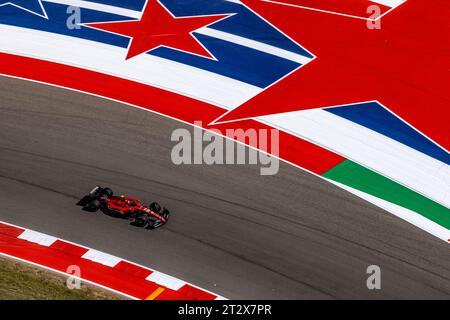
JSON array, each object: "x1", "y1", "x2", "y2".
[{"x1": 323, "y1": 160, "x2": 450, "y2": 229}]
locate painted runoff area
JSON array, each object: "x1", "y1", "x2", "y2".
[{"x1": 0, "y1": 221, "x2": 225, "y2": 300}]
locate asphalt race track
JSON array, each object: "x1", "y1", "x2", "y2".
[{"x1": 0, "y1": 76, "x2": 449, "y2": 299}]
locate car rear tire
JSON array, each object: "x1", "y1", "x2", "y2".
[
  {"x1": 87, "y1": 199, "x2": 101, "y2": 212},
  {"x1": 100, "y1": 187, "x2": 113, "y2": 199}
]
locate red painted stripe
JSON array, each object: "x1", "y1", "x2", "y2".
[
  {"x1": 155, "y1": 289, "x2": 192, "y2": 300},
  {"x1": 0, "y1": 54, "x2": 223, "y2": 128},
  {"x1": 0, "y1": 53, "x2": 345, "y2": 175},
  {"x1": 50, "y1": 240, "x2": 89, "y2": 256},
  {"x1": 0, "y1": 235, "x2": 153, "y2": 299},
  {"x1": 234, "y1": 0, "x2": 450, "y2": 151},
  {"x1": 179, "y1": 284, "x2": 218, "y2": 300},
  {"x1": 0, "y1": 223, "x2": 217, "y2": 300},
  {"x1": 0, "y1": 223, "x2": 23, "y2": 238},
  {"x1": 114, "y1": 260, "x2": 153, "y2": 278}
]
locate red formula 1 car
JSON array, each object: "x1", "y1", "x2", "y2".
[{"x1": 77, "y1": 186, "x2": 170, "y2": 229}]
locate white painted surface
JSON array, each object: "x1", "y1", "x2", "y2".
[
  {"x1": 0, "y1": 24, "x2": 261, "y2": 109},
  {"x1": 18, "y1": 229, "x2": 58, "y2": 246},
  {"x1": 331, "y1": 181, "x2": 450, "y2": 243},
  {"x1": 370, "y1": 0, "x2": 406, "y2": 8},
  {"x1": 146, "y1": 271, "x2": 186, "y2": 290},
  {"x1": 260, "y1": 109, "x2": 450, "y2": 209},
  {"x1": 44, "y1": 0, "x2": 142, "y2": 18},
  {"x1": 82, "y1": 249, "x2": 122, "y2": 267},
  {"x1": 196, "y1": 27, "x2": 311, "y2": 64},
  {"x1": 44, "y1": 0, "x2": 310, "y2": 63},
  {"x1": 1, "y1": 221, "x2": 226, "y2": 298}
]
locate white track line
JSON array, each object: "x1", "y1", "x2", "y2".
[
  {"x1": 0, "y1": 24, "x2": 261, "y2": 109},
  {"x1": 0, "y1": 220, "x2": 227, "y2": 299},
  {"x1": 43, "y1": 0, "x2": 310, "y2": 63},
  {"x1": 260, "y1": 109, "x2": 450, "y2": 210}
]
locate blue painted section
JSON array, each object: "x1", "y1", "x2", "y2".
[
  {"x1": 0, "y1": 1, "x2": 304, "y2": 88},
  {"x1": 209, "y1": 11, "x2": 313, "y2": 59},
  {"x1": 67, "y1": 0, "x2": 313, "y2": 57},
  {"x1": 326, "y1": 102, "x2": 450, "y2": 165},
  {"x1": 83, "y1": 0, "x2": 146, "y2": 11},
  {"x1": 151, "y1": 33, "x2": 300, "y2": 88},
  {"x1": 0, "y1": 3, "x2": 132, "y2": 47},
  {"x1": 0, "y1": 0, "x2": 45, "y2": 15},
  {"x1": 160, "y1": 0, "x2": 313, "y2": 58},
  {"x1": 0, "y1": 2, "x2": 132, "y2": 49}
]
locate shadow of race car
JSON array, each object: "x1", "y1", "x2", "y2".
[{"x1": 77, "y1": 186, "x2": 170, "y2": 229}]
